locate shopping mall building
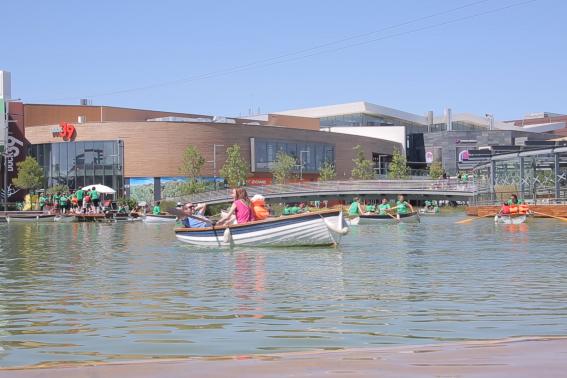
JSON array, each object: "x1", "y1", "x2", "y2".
[{"x1": 1, "y1": 99, "x2": 400, "y2": 203}]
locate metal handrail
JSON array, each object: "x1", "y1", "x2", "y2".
[{"x1": 167, "y1": 179, "x2": 478, "y2": 204}]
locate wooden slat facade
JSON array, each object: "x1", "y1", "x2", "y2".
[{"x1": 24, "y1": 122, "x2": 401, "y2": 179}]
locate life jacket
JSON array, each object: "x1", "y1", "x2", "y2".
[
  {"x1": 519, "y1": 204, "x2": 529, "y2": 214},
  {"x1": 509, "y1": 205, "x2": 519, "y2": 214},
  {"x1": 501, "y1": 204, "x2": 511, "y2": 214},
  {"x1": 252, "y1": 199, "x2": 269, "y2": 220}
]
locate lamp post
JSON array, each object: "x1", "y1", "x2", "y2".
[
  {"x1": 209, "y1": 144, "x2": 224, "y2": 188},
  {"x1": 299, "y1": 150, "x2": 309, "y2": 180},
  {"x1": 2, "y1": 98, "x2": 21, "y2": 213}
]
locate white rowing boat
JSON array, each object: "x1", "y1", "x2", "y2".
[
  {"x1": 358, "y1": 212, "x2": 420, "y2": 224},
  {"x1": 6, "y1": 214, "x2": 56, "y2": 223},
  {"x1": 143, "y1": 214, "x2": 178, "y2": 223},
  {"x1": 494, "y1": 214, "x2": 527, "y2": 225},
  {"x1": 175, "y1": 210, "x2": 348, "y2": 247},
  {"x1": 54, "y1": 214, "x2": 77, "y2": 222},
  {"x1": 419, "y1": 207, "x2": 440, "y2": 215}
]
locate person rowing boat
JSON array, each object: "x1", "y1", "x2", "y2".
[
  {"x1": 348, "y1": 197, "x2": 364, "y2": 218},
  {"x1": 390, "y1": 194, "x2": 415, "y2": 220},
  {"x1": 377, "y1": 197, "x2": 391, "y2": 215}
]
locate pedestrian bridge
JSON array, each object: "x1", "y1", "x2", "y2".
[{"x1": 169, "y1": 179, "x2": 479, "y2": 205}]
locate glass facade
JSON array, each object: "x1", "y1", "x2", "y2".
[
  {"x1": 253, "y1": 138, "x2": 335, "y2": 173},
  {"x1": 29, "y1": 141, "x2": 123, "y2": 192},
  {"x1": 320, "y1": 112, "x2": 424, "y2": 129},
  {"x1": 430, "y1": 121, "x2": 486, "y2": 132}
]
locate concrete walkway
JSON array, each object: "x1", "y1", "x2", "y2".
[{"x1": 1, "y1": 336, "x2": 566, "y2": 377}]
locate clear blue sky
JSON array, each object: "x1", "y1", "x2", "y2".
[{"x1": 3, "y1": 0, "x2": 565, "y2": 120}]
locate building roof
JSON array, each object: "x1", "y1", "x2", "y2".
[{"x1": 274, "y1": 101, "x2": 428, "y2": 125}]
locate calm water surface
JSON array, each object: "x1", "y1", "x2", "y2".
[{"x1": 0, "y1": 213, "x2": 566, "y2": 367}]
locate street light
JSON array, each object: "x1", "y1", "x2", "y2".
[
  {"x1": 485, "y1": 113, "x2": 494, "y2": 131},
  {"x1": 208, "y1": 144, "x2": 224, "y2": 188},
  {"x1": 2, "y1": 98, "x2": 21, "y2": 213},
  {"x1": 299, "y1": 150, "x2": 309, "y2": 180}
]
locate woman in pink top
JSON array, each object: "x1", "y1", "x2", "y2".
[{"x1": 217, "y1": 188, "x2": 255, "y2": 225}]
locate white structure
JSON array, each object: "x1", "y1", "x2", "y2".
[
  {"x1": 323, "y1": 126, "x2": 407, "y2": 153},
  {"x1": 275, "y1": 101, "x2": 523, "y2": 133}
]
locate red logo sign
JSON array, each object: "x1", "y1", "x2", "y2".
[{"x1": 52, "y1": 122, "x2": 76, "y2": 141}]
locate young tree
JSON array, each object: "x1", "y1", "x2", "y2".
[
  {"x1": 388, "y1": 148, "x2": 410, "y2": 179},
  {"x1": 319, "y1": 160, "x2": 336, "y2": 181},
  {"x1": 428, "y1": 161, "x2": 444, "y2": 179},
  {"x1": 351, "y1": 145, "x2": 375, "y2": 180},
  {"x1": 219, "y1": 144, "x2": 249, "y2": 188},
  {"x1": 179, "y1": 145, "x2": 206, "y2": 182},
  {"x1": 271, "y1": 151, "x2": 296, "y2": 184},
  {"x1": 12, "y1": 156, "x2": 44, "y2": 192},
  {"x1": 47, "y1": 184, "x2": 70, "y2": 196}
]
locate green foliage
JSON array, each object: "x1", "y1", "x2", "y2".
[
  {"x1": 219, "y1": 144, "x2": 249, "y2": 188},
  {"x1": 180, "y1": 180, "x2": 208, "y2": 195},
  {"x1": 319, "y1": 160, "x2": 336, "y2": 181},
  {"x1": 12, "y1": 156, "x2": 44, "y2": 191},
  {"x1": 428, "y1": 161, "x2": 444, "y2": 179},
  {"x1": 271, "y1": 151, "x2": 296, "y2": 184},
  {"x1": 388, "y1": 148, "x2": 410, "y2": 179},
  {"x1": 46, "y1": 184, "x2": 70, "y2": 196},
  {"x1": 351, "y1": 145, "x2": 375, "y2": 180},
  {"x1": 179, "y1": 145, "x2": 206, "y2": 181},
  {"x1": 117, "y1": 196, "x2": 138, "y2": 209}
]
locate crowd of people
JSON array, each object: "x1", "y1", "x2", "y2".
[
  {"x1": 38, "y1": 187, "x2": 103, "y2": 214},
  {"x1": 348, "y1": 195, "x2": 414, "y2": 219}
]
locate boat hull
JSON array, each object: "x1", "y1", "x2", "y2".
[
  {"x1": 494, "y1": 214, "x2": 527, "y2": 224},
  {"x1": 358, "y1": 212, "x2": 420, "y2": 224},
  {"x1": 54, "y1": 215, "x2": 77, "y2": 222},
  {"x1": 144, "y1": 214, "x2": 177, "y2": 223},
  {"x1": 7, "y1": 214, "x2": 56, "y2": 223},
  {"x1": 175, "y1": 210, "x2": 348, "y2": 247}
]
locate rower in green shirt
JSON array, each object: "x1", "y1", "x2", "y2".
[
  {"x1": 378, "y1": 198, "x2": 391, "y2": 215},
  {"x1": 152, "y1": 201, "x2": 161, "y2": 215},
  {"x1": 348, "y1": 197, "x2": 363, "y2": 217},
  {"x1": 391, "y1": 194, "x2": 414, "y2": 219}
]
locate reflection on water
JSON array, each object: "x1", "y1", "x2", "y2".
[{"x1": 0, "y1": 214, "x2": 566, "y2": 367}]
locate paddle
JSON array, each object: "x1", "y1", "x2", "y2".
[
  {"x1": 456, "y1": 212, "x2": 498, "y2": 224},
  {"x1": 385, "y1": 210, "x2": 400, "y2": 222},
  {"x1": 167, "y1": 208, "x2": 215, "y2": 226},
  {"x1": 532, "y1": 210, "x2": 567, "y2": 223}
]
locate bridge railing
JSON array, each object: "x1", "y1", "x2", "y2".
[{"x1": 167, "y1": 179, "x2": 478, "y2": 204}]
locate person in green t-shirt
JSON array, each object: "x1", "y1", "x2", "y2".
[
  {"x1": 76, "y1": 188, "x2": 84, "y2": 209},
  {"x1": 506, "y1": 194, "x2": 519, "y2": 205},
  {"x1": 378, "y1": 198, "x2": 391, "y2": 215},
  {"x1": 89, "y1": 187, "x2": 100, "y2": 213},
  {"x1": 392, "y1": 194, "x2": 414, "y2": 219},
  {"x1": 348, "y1": 197, "x2": 363, "y2": 217},
  {"x1": 59, "y1": 193, "x2": 69, "y2": 214},
  {"x1": 39, "y1": 194, "x2": 47, "y2": 211},
  {"x1": 53, "y1": 192, "x2": 61, "y2": 213},
  {"x1": 282, "y1": 204, "x2": 291, "y2": 216},
  {"x1": 365, "y1": 203, "x2": 375, "y2": 213},
  {"x1": 152, "y1": 201, "x2": 161, "y2": 215}
]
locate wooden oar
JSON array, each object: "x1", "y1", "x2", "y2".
[
  {"x1": 456, "y1": 212, "x2": 498, "y2": 224},
  {"x1": 532, "y1": 210, "x2": 567, "y2": 222},
  {"x1": 385, "y1": 211, "x2": 400, "y2": 222},
  {"x1": 167, "y1": 208, "x2": 215, "y2": 226}
]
